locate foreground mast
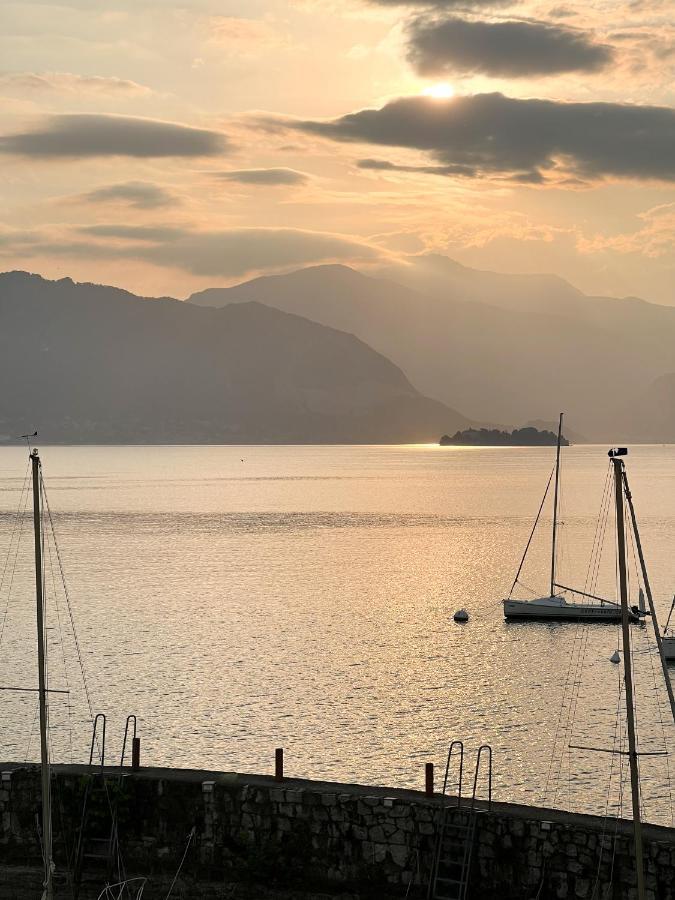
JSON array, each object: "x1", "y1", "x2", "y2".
[
  {"x1": 31, "y1": 449, "x2": 53, "y2": 900},
  {"x1": 621, "y1": 467, "x2": 675, "y2": 729},
  {"x1": 610, "y1": 449, "x2": 645, "y2": 900}
]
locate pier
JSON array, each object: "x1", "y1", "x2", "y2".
[{"x1": 1, "y1": 762, "x2": 674, "y2": 898}]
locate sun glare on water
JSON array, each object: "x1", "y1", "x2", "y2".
[{"x1": 422, "y1": 82, "x2": 455, "y2": 99}]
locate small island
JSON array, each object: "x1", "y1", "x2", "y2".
[{"x1": 440, "y1": 426, "x2": 570, "y2": 447}]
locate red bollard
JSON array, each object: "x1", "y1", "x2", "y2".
[
  {"x1": 131, "y1": 736, "x2": 140, "y2": 771},
  {"x1": 425, "y1": 762, "x2": 434, "y2": 796},
  {"x1": 275, "y1": 747, "x2": 284, "y2": 781}
]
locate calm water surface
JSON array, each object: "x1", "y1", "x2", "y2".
[{"x1": 0, "y1": 444, "x2": 673, "y2": 824}]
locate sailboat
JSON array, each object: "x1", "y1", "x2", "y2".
[{"x1": 503, "y1": 416, "x2": 639, "y2": 621}]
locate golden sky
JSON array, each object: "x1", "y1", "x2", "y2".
[{"x1": 0, "y1": 0, "x2": 673, "y2": 303}]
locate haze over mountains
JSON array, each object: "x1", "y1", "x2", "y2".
[
  {"x1": 2, "y1": 253, "x2": 673, "y2": 444},
  {"x1": 0, "y1": 271, "x2": 468, "y2": 444},
  {"x1": 190, "y1": 257, "x2": 675, "y2": 441}
]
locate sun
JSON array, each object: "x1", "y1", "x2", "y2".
[{"x1": 422, "y1": 82, "x2": 455, "y2": 100}]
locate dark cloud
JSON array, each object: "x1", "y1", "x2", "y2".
[
  {"x1": 217, "y1": 168, "x2": 310, "y2": 185},
  {"x1": 291, "y1": 94, "x2": 675, "y2": 183},
  {"x1": 78, "y1": 181, "x2": 179, "y2": 209},
  {"x1": 406, "y1": 17, "x2": 613, "y2": 77},
  {"x1": 357, "y1": 158, "x2": 475, "y2": 176},
  {"x1": 78, "y1": 225, "x2": 186, "y2": 242},
  {"x1": 0, "y1": 114, "x2": 228, "y2": 158}
]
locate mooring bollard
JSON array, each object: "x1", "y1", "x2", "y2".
[
  {"x1": 131, "y1": 736, "x2": 141, "y2": 771},
  {"x1": 425, "y1": 762, "x2": 434, "y2": 796},
  {"x1": 275, "y1": 747, "x2": 284, "y2": 781}
]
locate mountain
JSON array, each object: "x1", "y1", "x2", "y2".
[
  {"x1": 188, "y1": 261, "x2": 675, "y2": 441},
  {"x1": 0, "y1": 271, "x2": 470, "y2": 444}
]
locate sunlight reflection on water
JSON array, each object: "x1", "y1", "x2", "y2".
[{"x1": 0, "y1": 444, "x2": 673, "y2": 824}]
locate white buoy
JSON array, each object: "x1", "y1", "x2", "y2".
[
  {"x1": 453, "y1": 609, "x2": 469, "y2": 623},
  {"x1": 610, "y1": 649, "x2": 620, "y2": 664}
]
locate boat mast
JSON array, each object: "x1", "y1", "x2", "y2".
[
  {"x1": 549, "y1": 412, "x2": 563, "y2": 597},
  {"x1": 611, "y1": 453, "x2": 645, "y2": 900},
  {"x1": 621, "y1": 467, "x2": 675, "y2": 729},
  {"x1": 31, "y1": 449, "x2": 53, "y2": 900}
]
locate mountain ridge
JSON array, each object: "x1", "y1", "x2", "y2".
[
  {"x1": 187, "y1": 260, "x2": 675, "y2": 441},
  {"x1": 0, "y1": 270, "x2": 470, "y2": 444}
]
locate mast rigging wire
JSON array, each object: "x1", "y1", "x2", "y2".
[{"x1": 509, "y1": 466, "x2": 555, "y2": 597}]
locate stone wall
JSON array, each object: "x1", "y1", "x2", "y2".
[{"x1": 1, "y1": 764, "x2": 674, "y2": 899}]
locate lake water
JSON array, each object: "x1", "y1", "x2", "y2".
[{"x1": 0, "y1": 444, "x2": 673, "y2": 825}]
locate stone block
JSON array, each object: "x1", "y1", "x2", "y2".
[
  {"x1": 389, "y1": 844, "x2": 408, "y2": 867},
  {"x1": 370, "y1": 825, "x2": 386, "y2": 842},
  {"x1": 390, "y1": 805, "x2": 410, "y2": 819}
]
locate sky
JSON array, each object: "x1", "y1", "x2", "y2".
[{"x1": 0, "y1": 0, "x2": 673, "y2": 303}]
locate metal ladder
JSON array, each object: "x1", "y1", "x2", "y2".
[
  {"x1": 73, "y1": 714, "x2": 137, "y2": 897},
  {"x1": 428, "y1": 743, "x2": 492, "y2": 900}
]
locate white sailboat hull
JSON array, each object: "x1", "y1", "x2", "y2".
[{"x1": 503, "y1": 596, "x2": 634, "y2": 622}]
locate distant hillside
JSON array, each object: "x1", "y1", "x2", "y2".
[
  {"x1": 631, "y1": 373, "x2": 675, "y2": 442},
  {"x1": 189, "y1": 261, "x2": 675, "y2": 441},
  {"x1": 0, "y1": 271, "x2": 470, "y2": 444}
]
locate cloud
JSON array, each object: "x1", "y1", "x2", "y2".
[
  {"x1": 139, "y1": 228, "x2": 380, "y2": 276},
  {"x1": 77, "y1": 224, "x2": 186, "y2": 242},
  {"x1": 77, "y1": 181, "x2": 179, "y2": 209},
  {"x1": 0, "y1": 114, "x2": 228, "y2": 159},
  {"x1": 216, "y1": 168, "x2": 310, "y2": 186},
  {"x1": 0, "y1": 71, "x2": 152, "y2": 96},
  {"x1": 406, "y1": 17, "x2": 614, "y2": 77},
  {"x1": 1, "y1": 225, "x2": 381, "y2": 278},
  {"x1": 289, "y1": 93, "x2": 675, "y2": 184},
  {"x1": 357, "y1": 158, "x2": 476, "y2": 176}
]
